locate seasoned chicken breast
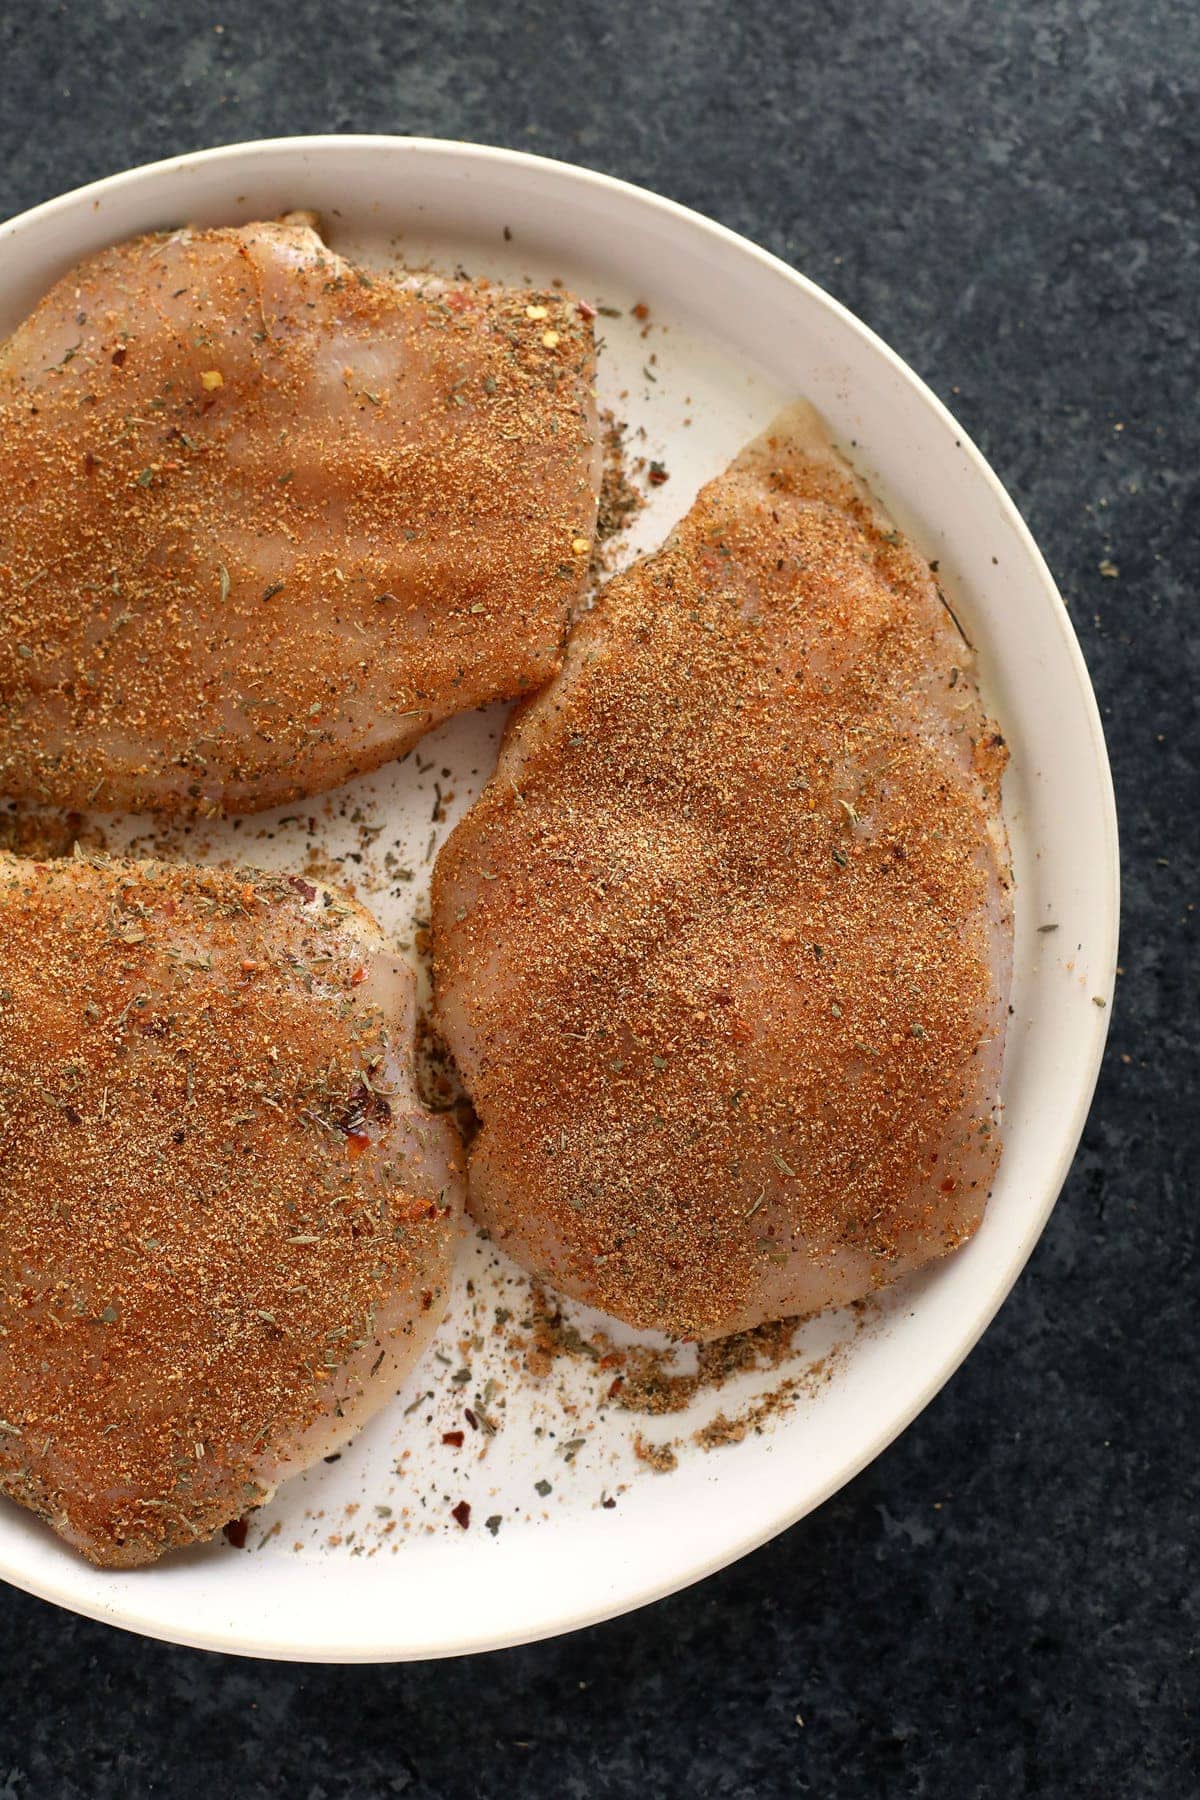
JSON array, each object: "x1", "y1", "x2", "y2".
[
  {"x1": 433, "y1": 404, "x2": 1012, "y2": 1341},
  {"x1": 0, "y1": 217, "x2": 599, "y2": 815},
  {"x1": 0, "y1": 850, "x2": 462, "y2": 1566}
]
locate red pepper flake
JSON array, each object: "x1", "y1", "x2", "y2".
[
  {"x1": 631, "y1": 302, "x2": 650, "y2": 321},
  {"x1": 350, "y1": 965, "x2": 368, "y2": 987},
  {"x1": 288, "y1": 876, "x2": 317, "y2": 903},
  {"x1": 647, "y1": 460, "x2": 669, "y2": 487},
  {"x1": 223, "y1": 1516, "x2": 249, "y2": 1549},
  {"x1": 346, "y1": 1132, "x2": 371, "y2": 1160},
  {"x1": 451, "y1": 1500, "x2": 471, "y2": 1530},
  {"x1": 442, "y1": 1430, "x2": 464, "y2": 1448},
  {"x1": 577, "y1": 298, "x2": 597, "y2": 321}
]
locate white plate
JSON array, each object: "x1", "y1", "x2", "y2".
[{"x1": 0, "y1": 136, "x2": 1118, "y2": 1661}]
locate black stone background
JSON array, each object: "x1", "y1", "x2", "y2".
[{"x1": 0, "y1": 3, "x2": 1195, "y2": 1795}]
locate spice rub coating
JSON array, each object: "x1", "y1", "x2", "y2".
[
  {"x1": 433, "y1": 403, "x2": 1012, "y2": 1341},
  {"x1": 0, "y1": 217, "x2": 599, "y2": 815},
  {"x1": 0, "y1": 850, "x2": 462, "y2": 1565}
]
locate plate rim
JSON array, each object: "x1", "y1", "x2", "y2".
[{"x1": 0, "y1": 133, "x2": 1120, "y2": 1661}]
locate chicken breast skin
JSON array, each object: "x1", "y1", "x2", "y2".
[
  {"x1": 433, "y1": 403, "x2": 1012, "y2": 1341},
  {"x1": 0, "y1": 850, "x2": 462, "y2": 1566},
  {"x1": 0, "y1": 217, "x2": 599, "y2": 815}
]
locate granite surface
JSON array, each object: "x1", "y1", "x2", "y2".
[{"x1": 0, "y1": 2, "x2": 1195, "y2": 1795}]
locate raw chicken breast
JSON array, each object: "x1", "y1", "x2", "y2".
[
  {"x1": 433, "y1": 404, "x2": 1012, "y2": 1341},
  {"x1": 0, "y1": 217, "x2": 599, "y2": 815},
  {"x1": 0, "y1": 850, "x2": 462, "y2": 1565}
]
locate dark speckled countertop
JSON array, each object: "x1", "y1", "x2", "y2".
[{"x1": 0, "y1": 3, "x2": 1195, "y2": 1795}]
